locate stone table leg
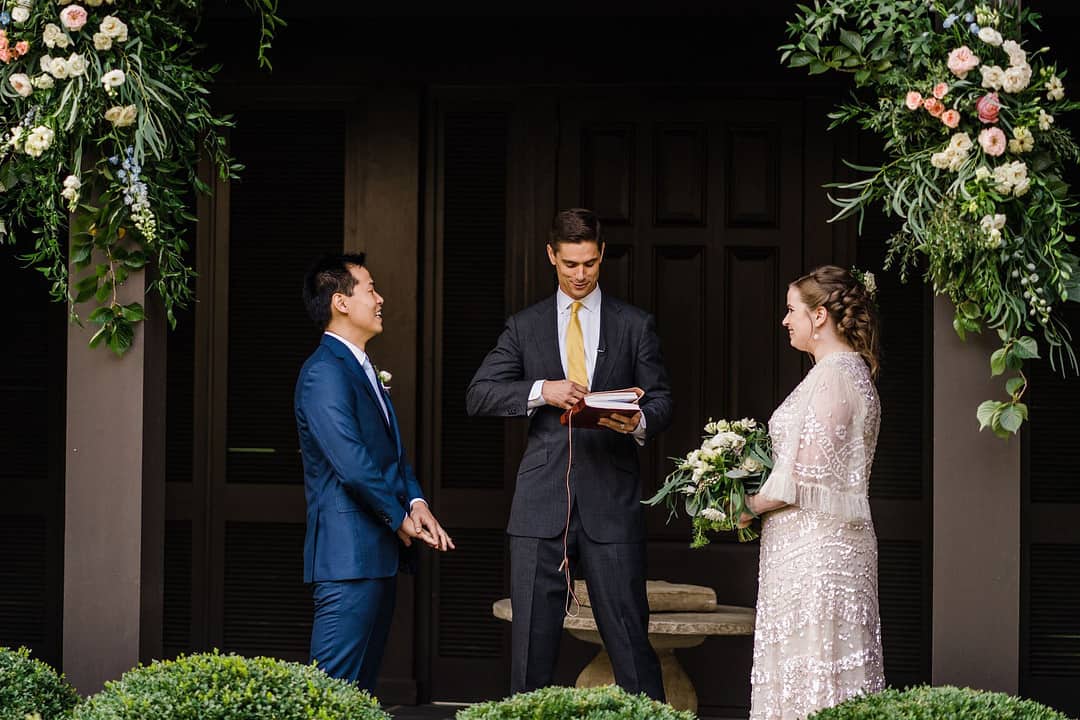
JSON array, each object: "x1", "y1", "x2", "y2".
[{"x1": 574, "y1": 647, "x2": 698, "y2": 713}]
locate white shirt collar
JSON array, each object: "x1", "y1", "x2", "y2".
[
  {"x1": 556, "y1": 285, "x2": 602, "y2": 314},
  {"x1": 324, "y1": 331, "x2": 369, "y2": 367}
]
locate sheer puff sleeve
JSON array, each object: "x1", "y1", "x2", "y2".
[{"x1": 756, "y1": 359, "x2": 873, "y2": 523}]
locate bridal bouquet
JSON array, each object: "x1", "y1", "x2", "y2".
[{"x1": 644, "y1": 418, "x2": 772, "y2": 546}]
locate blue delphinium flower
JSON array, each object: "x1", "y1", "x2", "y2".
[
  {"x1": 969, "y1": 22, "x2": 980, "y2": 35},
  {"x1": 0, "y1": 11, "x2": 10, "y2": 26},
  {"x1": 964, "y1": 11, "x2": 975, "y2": 22},
  {"x1": 943, "y1": 13, "x2": 959, "y2": 28}
]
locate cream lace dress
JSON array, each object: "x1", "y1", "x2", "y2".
[{"x1": 749, "y1": 351, "x2": 885, "y2": 720}]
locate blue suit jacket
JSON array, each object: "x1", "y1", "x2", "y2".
[{"x1": 295, "y1": 334, "x2": 424, "y2": 583}]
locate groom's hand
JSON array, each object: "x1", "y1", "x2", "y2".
[
  {"x1": 396, "y1": 517, "x2": 424, "y2": 548},
  {"x1": 409, "y1": 501, "x2": 456, "y2": 552},
  {"x1": 542, "y1": 380, "x2": 588, "y2": 410}
]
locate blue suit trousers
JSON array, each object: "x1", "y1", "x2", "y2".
[{"x1": 310, "y1": 577, "x2": 397, "y2": 694}]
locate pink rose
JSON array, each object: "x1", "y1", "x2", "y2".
[
  {"x1": 933, "y1": 82, "x2": 949, "y2": 99},
  {"x1": 923, "y1": 97, "x2": 945, "y2": 118},
  {"x1": 905, "y1": 91, "x2": 923, "y2": 110},
  {"x1": 0, "y1": 48, "x2": 10, "y2": 64},
  {"x1": 979, "y1": 127, "x2": 1007, "y2": 156},
  {"x1": 59, "y1": 5, "x2": 88, "y2": 31},
  {"x1": 947, "y1": 46, "x2": 980, "y2": 79},
  {"x1": 941, "y1": 109, "x2": 961, "y2": 128},
  {"x1": 976, "y1": 92, "x2": 1001, "y2": 124},
  {"x1": 14, "y1": 41, "x2": 28, "y2": 56}
]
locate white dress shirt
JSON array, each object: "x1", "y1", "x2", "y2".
[
  {"x1": 324, "y1": 332, "x2": 426, "y2": 521},
  {"x1": 526, "y1": 287, "x2": 646, "y2": 442}
]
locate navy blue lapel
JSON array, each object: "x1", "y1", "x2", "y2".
[
  {"x1": 591, "y1": 297, "x2": 624, "y2": 392},
  {"x1": 531, "y1": 295, "x2": 565, "y2": 382},
  {"x1": 320, "y1": 335, "x2": 394, "y2": 438}
]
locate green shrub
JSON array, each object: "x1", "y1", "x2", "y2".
[
  {"x1": 0, "y1": 646, "x2": 80, "y2": 720},
  {"x1": 72, "y1": 651, "x2": 389, "y2": 720},
  {"x1": 455, "y1": 685, "x2": 696, "y2": 720},
  {"x1": 808, "y1": 685, "x2": 1071, "y2": 720}
]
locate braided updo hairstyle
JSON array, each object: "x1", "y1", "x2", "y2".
[{"x1": 792, "y1": 265, "x2": 881, "y2": 379}]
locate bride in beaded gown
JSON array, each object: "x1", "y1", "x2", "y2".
[{"x1": 740, "y1": 266, "x2": 886, "y2": 720}]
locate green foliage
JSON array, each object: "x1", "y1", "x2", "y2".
[
  {"x1": 455, "y1": 685, "x2": 696, "y2": 720},
  {"x1": 0, "y1": 646, "x2": 80, "y2": 720},
  {"x1": 781, "y1": 0, "x2": 1080, "y2": 435},
  {"x1": 808, "y1": 685, "x2": 1071, "y2": 719},
  {"x1": 0, "y1": 0, "x2": 282, "y2": 354},
  {"x1": 72, "y1": 651, "x2": 388, "y2": 720}
]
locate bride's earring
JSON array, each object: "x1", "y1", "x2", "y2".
[{"x1": 813, "y1": 332, "x2": 821, "y2": 340}]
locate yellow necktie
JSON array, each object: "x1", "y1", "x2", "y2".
[{"x1": 566, "y1": 301, "x2": 589, "y2": 388}]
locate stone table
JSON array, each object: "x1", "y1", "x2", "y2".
[{"x1": 491, "y1": 581, "x2": 755, "y2": 713}]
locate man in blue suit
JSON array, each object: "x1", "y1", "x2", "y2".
[{"x1": 296, "y1": 253, "x2": 454, "y2": 694}]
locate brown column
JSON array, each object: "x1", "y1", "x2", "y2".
[
  {"x1": 63, "y1": 263, "x2": 165, "y2": 694},
  {"x1": 344, "y1": 88, "x2": 422, "y2": 704},
  {"x1": 932, "y1": 296, "x2": 1020, "y2": 691}
]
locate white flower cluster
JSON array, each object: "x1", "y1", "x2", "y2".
[
  {"x1": 42, "y1": 23, "x2": 71, "y2": 49},
  {"x1": 1046, "y1": 74, "x2": 1065, "y2": 102},
  {"x1": 990, "y1": 160, "x2": 1030, "y2": 196},
  {"x1": 93, "y1": 15, "x2": 128, "y2": 51},
  {"x1": 1039, "y1": 108, "x2": 1055, "y2": 131},
  {"x1": 931, "y1": 132, "x2": 973, "y2": 171},
  {"x1": 979, "y1": 213, "x2": 1007, "y2": 249},
  {"x1": 23, "y1": 126, "x2": 54, "y2": 158},
  {"x1": 101, "y1": 68, "x2": 125, "y2": 94},
  {"x1": 39, "y1": 52, "x2": 88, "y2": 80},
  {"x1": 980, "y1": 40, "x2": 1032, "y2": 94},
  {"x1": 1008, "y1": 126, "x2": 1034, "y2": 154},
  {"x1": 104, "y1": 104, "x2": 136, "y2": 127},
  {"x1": 703, "y1": 417, "x2": 758, "y2": 435},
  {"x1": 698, "y1": 507, "x2": 727, "y2": 523},
  {"x1": 61, "y1": 174, "x2": 81, "y2": 211}
]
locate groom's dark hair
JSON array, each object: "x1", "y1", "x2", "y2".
[
  {"x1": 303, "y1": 253, "x2": 367, "y2": 329},
  {"x1": 549, "y1": 208, "x2": 603, "y2": 251}
]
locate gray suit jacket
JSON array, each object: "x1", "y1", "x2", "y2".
[{"x1": 466, "y1": 293, "x2": 673, "y2": 543}]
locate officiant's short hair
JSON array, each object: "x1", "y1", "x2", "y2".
[
  {"x1": 303, "y1": 252, "x2": 367, "y2": 329},
  {"x1": 550, "y1": 208, "x2": 602, "y2": 250}
]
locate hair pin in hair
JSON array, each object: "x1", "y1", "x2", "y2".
[{"x1": 850, "y1": 266, "x2": 878, "y2": 298}]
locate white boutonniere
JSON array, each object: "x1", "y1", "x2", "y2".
[{"x1": 377, "y1": 369, "x2": 392, "y2": 393}]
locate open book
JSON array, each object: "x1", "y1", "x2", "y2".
[{"x1": 559, "y1": 388, "x2": 644, "y2": 429}]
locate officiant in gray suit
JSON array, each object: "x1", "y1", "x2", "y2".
[{"x1": 466, "y1": 208, "x2": 673, "y2": 700}]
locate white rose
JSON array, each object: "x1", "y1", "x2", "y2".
[
  {"x1": 49, "y1": 58, "x2": 71, "y2": 80},
  {"x1": 978, "y1": 27, "x2": 1003, "y2": 47},
  {"x1": 1002, "y1": 64, "x2": 1032, "y2": 94},
  {"x1": 1002, "y1": 39, "x2": 1027, "y2": 67},
  {"x1": 740, "y1": 456, "x2": 764, "y2": 474},
  {"x1": 947, "y1": 150, "x2": 966, "y2": 172},
  {"x1": 63, "y1": 174, "x2": 81, "y2": 190},
  {"x1": 32, "y1": 74, "x2": 55, "y2": 89},
  {"x1": 93, "y1": 32, "x2": 112, "y2": 50},
  {"x1": 931, "y1": 151, "x2": 950, "y2": 170},
  {"x1": 99, "y1": 15, "x2": 128, "y2": 41},
  {"x1": 1013, "y1": 177, "x2": 1031, "y2": 197},
  {"x1": 986, "y1": 228, "x2": 1002, "y2": 248},
  {"x1": 11, "y1": 6, "x2": 29, "y2": 23},
  {"x1": 40, "y1": 55, "x2": 54, "y2": 73},
  {"x1": 993, "y1": 165, "x2": 1013, "y2": 194},
  {"x1": 8, "y1": 73, "x2": 33, "y2": 97},
  {"x1": 949, "y1": 132, "x2": 973, "y2": 154},
  {"x1": 66, "y1": 53, "x2": 87, "y2": 77},
  {"x1": 862, "y1": 272, "x2": 877, "y2": 294},
  {"x1": 23, "y1": 126, "x2": 55, "y2": 158},
  {"x1": 101, "y1": 68, "x2": 125, "y2": 88},
  {"x1": 1039, "y1": 109, "x2": 1055, "y2": 131},
  {"x1": 980, "y1": 65, "x2": 1005, "y2": 91},
  {"x1": 43, "y1": 23, "x2": 62, "y2": 48}
]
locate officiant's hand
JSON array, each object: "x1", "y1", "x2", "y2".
[
  {"x1": 409, "y1": 501, "x2": 456, "y2": 552},
  {"x1": 542, "y1": 380, "x2": 589, "y2": 410},
  {"x1": 598, "y1": 411, "x2": 641, "y2": 434}
]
